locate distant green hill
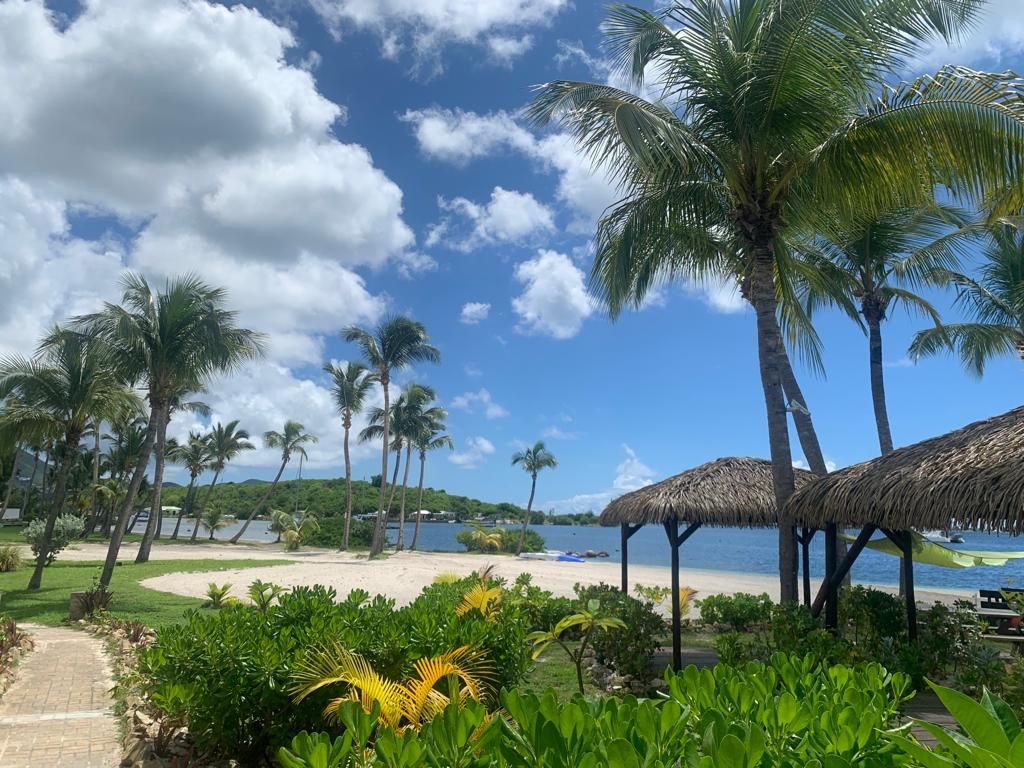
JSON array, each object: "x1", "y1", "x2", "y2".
[{"x1": 159, "y1": 477, "x2": 531, "y2": 521}]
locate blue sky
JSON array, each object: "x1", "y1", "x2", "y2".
[{"x1": 1, "y1": 0, "x2": 1023, "y2": 512}]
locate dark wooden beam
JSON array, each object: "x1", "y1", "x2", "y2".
[
  {"x1": 619, "y1": 523, "x2": 642, "y2": 593},
  {"x1": 800, "y1": 527, "x2": 817, "y2": 607},
  {"x1": 663, "y1": 519, "x2": 683, "y2": 670},
  {"x1": 882, "y1": 528, "x2": 918, "y2": 642},
  {"x1": 811, "y1": 524, "x2": 876, "y2": 618},
  {"x1": 824, "y1": 523, "x2": 838, "y2": 630}
]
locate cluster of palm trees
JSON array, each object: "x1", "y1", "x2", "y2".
[{"x1": 530, "y1": 0, "x2": 1024, "y2": 601}]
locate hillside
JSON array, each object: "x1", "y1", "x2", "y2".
[{"x1": 159, "y1": 477, "x2": 531, "y2": 521}]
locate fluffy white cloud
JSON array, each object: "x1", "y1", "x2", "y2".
[
  {"x1": 793, "y1": 458, "x2": 840, "y2": 473},
  {"x1": 541, "y1": 425, "x2": 579, "y2": 440},
  {"x1": 460, "y1": 302, "x2": 491, "y2": 325},
  {"x1": 450, "y1": 389, "x2": 509, "y2": 419},
  {"x1": 915, "y1": 0, "x2": 1024, "y2": 68},
  {"x1": 449, "y1": 436, "x2": 496, "y2": 469},
  {"x1": 683, "y1": 275, "x2": 746, "y2": 314},
  {"x1": 429, "y1": 187, "x2": 554, "y2": 251},
  {"x1": 545, "y1": 445, "x2": 656, "y2": 514},
  {"x1": 512, "y1": 250, "x2": 596, "y2": 339},
  {"x1": 487, "y1": 34, "x2": 534, "y2": 65},
  {"x1": 307, "y1": 0, "x2": 568, "y2": 69}
]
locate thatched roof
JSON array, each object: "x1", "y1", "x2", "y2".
[
  {"x1": 785, "y1": 406, "x2": 1024, "y2": 535},
  {"x1": 600, "y1": 456, "x2": 816, "y2": 527}
]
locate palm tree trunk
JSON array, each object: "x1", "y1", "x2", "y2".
[
  {"x1": 231, "y1": 459, "x2": 286, "y2": 543},
  {"x1": 750, "y1": 252, "x2": 799, "y2": 603},
  {"x1": 395, "y1": 443, "x2": 413, "y2": 551},
  {"x1": 191, "y1": 469, "x2": 222, "y2": 543},
  {"x1": 90, "y1": 428, "x2": 101, "y2": 527},
  {"x1": 517, "y1": 474, "x2": 537, "y2": 556},
  {"x1": 28, "y1": 433, "x2": 79, "y2": 590},
  {"x1": 385, "y1": 444, "x2": 402, "y2": 514},
  {"x1": 342, "y1": 420, "x2": 353, "y2": 550},
  {"x1": 371, "y1": 377, "x2": 390, "y2": 557},
  {"x1": 1, "y1": 445, "x2": 18, "y2": 519},
  {"x1": 39, "y1": 449, "x2": 50, "y2": 516},
  {"x1": 101, "y1": 404, "x2": 160, "y2": 589},
  {"x1": 22, "y1": 450, "x2": 39, "y2": 522},
  {"x1": 171, "y1": 475, "x2": 196, "y2": 539},
  {"x1": 866, "y1": 313, "x2": 895, "y2": 455},
  {"x1": 411, "y1": 450, "x2": 426, "y2": 551},
  {"x1": 136, "y1": 401, "x2": 170, "y2": 563}
]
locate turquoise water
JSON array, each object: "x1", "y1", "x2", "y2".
[{"x1": 160, "y1": 518, "x2": 1024, "y2": 592}]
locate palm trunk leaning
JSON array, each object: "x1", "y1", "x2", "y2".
[
  {"x1": 341, "y1": 415, "x2": 353, "y2": 550},
  {"x1": 516, "y1": 473, "x2": 538, "y2": 556},
  {"x1": 22, "y1": 450, "x2": 39, "y2": 520},
  {"x1": 100, "y1": 403, "x2": 160, "y2": 590},
  {"x1": 395, "y1": 442, "x2": 413, "y2": 551},
  {"x1": 231, "y1": 458, "x2": 286, "y2": 544},
  {"x1": 90, "y1": 429, "x2": 100, "y2": 528},
  {"x1": 28, "y1": 433, "x2": 80, "y2": 589},
  {"x1": 410, "y1": 449, "x2": 427, "y2": 551},
  {"x1": 371, "y1": 377, "x2": 391, "y2": 558},
  {"x1": 136, "y1": 402, "x2": 170, "y2": 563},
  {"x1": 171, "y1": 474, "x2": 197, "y2": 539},
  {"x1": 0, "y1": 445, "x2": 18, "y2": 519},
  {"x1": 191, "y1": 469, "x2": 222, "y2": 543}
]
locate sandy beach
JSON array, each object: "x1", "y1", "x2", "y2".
[{"x1": 50, "y1": 541, "x2": 971, "y2": 608}]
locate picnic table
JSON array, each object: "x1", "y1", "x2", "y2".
[{"x1": 977, "y1": 589, "x2": 1024, "y2": 652}]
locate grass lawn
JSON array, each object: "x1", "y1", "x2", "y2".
[{"x1": 0, "y1": 558, "x2": 290, "y2": 627}]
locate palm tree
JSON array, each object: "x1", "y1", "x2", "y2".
[
  {"x1": 230, "y1": 421, "x2": 317, "y2": 544},
  {"x1": 0, "y1": 328, "x2": 137, "y2": 589},
  {"x1": 911, "y1": 225, "x2": 1024, "y2": 375},
  {"x1": 391, "y1": 385, "x2": 440, "y2": 551},
  {"x1": 511, "y1": 442, "x2": 557, "y2": 556},
  {"x1": 200, "y1": 506, "x2": 231, "y2": 541},
  {"x1": 0, "y1": 440, "x2": 20, "y2": 520},
  {"x1": 800, "y1": 206, "x2": 974, "y2": 455},
  {"x1": 410, "y1": 417, "x2": 453, "y2": 551},
  {"x1": 344, "y1": 316, "x2": 440, "y2": 557},
  {"x1": 101, "y1": 414, "x2": 148, "y2": 536},
  {"x1": 190, "y1": 420, "x2": 254, "y2": 543},
  {"x1": 271, "y1": 508, "x2": 320, "y2": 551},
  {"x1": 77, "y1": 274, "x2": 264, "y2": 586},
  {"x1": 324, "y1": 362, "x2": 375, "y2": 550},
  {"x1": 167, "y1": 432, "x2": 211, "y2": 539},
  {"x1": 529, "y1": 1, "x2": 1024, "y2": 601}
]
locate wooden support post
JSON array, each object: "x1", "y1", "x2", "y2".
[
  {"x1": 883, "y1": 528, "x2": 918, "y2": 642},
  {"x1": 800, "y1": 527, "x2": 816, "y2": 608},
  {"x1": 664, "y1": 519, "x2": 681, "y2": 671},
  {"x1": 811, "y1": 524, "x2": 876, "y2": 618},
  {"x1": 620, "y1": 523, "x2": 642, "y2": 593},
  {"x1": 824, "y1": 523, "x2": 838, "y2": 630}
]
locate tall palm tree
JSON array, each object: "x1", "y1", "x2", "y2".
[
  {"x1": 391, "y1": 385, "x2": 440, "y2": 551},
  {"x1": 344, "y1": 316, "x2": 440, "y2": 557},
  {"x1": 0, "y1": 328, "x2": 137, "y2": 589},
  {"x1": 76, "y1": 273, "x2": 264, "y2": 586},
  {"x1": 911, "y1": 225, "x2": 1024, "y2": 374},
  {"x1": 324, "y1": 362, "x2": 375, "y2": 550},
  {"x1": 529, "y1": 1, "x2": 1024, "y2": 601},
  {"x1": 152, "y1": 396, "x2": 210, "y2": 542},
  {"x1": 101, "y1": 414, "x2": 148, "y2": 536},
  {"x1": 0, "y1": 441, "x2": 19, "y2": 520},
  {"x1": 167, "y1": 432, "x2": 211, "y2": 540},
  {"x1": 410, "y1": 417, "x2": 453, "y2": 551},
  {"x1": 800, "y1": 206, "x2": 974, "y2": 455},
  {"x1": 511, "y1": 442, "x2": 558, "y2": 556},
  {"x1": 230, "y1": 420, "x2": 317, "y2": 543},
  {"x1": 190, "y1": 420, "x2": 253, "y2": 543}
]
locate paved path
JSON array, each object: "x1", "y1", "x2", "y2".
[{"x1": 0, "y1": 625, "x2": 120, "y2": 767}]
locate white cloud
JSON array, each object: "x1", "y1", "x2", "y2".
[
  {"x1": 546, "y1": 444, "x2": 656, "y2": 514},
  {"x1": 307, "y1": 0, "x2": 569, "y2": 70},
  {"x1": 431, "y1": 187, "x2": 554, "y2": 251},
  {"x1": 915, "y1": 0, "x2": 1024, "y2": 68},
  {"x1": 683, "y1": 275, "x2": 746, "y2": 314},
  {"x1": 460, "y1": 302, "x2": 491, "y2": 325},
  {"x1": 449, "y1": 436, "x2": 496, "y2": 469},
  {"x1": 793, "y1": 458, "x2": 839, "y2": 473},
  {"x1": 450, "y1": 389, "x2": 509, "y2": 419},
  {"x1": 464, "y1": 363, "x2": 483, "y2": 377},
  {"x1": 541, "y1": 425, "x2": 579, "y2": 440},
  {"x1": 512, "y1": 250, "x2": 596, "y2": 339},
  {"x1": 487, "y1": 34, "x2": 534, "y2": 65}
]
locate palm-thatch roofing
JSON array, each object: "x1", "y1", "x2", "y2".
[
  {"x1": 785, "y1": 406, "x2": 1024, "y2": 535},
  {"x1": 600, "y1": 456, "x2": 816, "y2": 527}
]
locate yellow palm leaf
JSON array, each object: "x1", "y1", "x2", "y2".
[
  {"x1": 455, "y1": 583, "x2": 503, "y2": 621},
  {"x1": 403, "y1": 645, "x2": 493, "y2": 724}
]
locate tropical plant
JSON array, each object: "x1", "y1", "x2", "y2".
[
  {"x1": 529, "y1": 0, "x2": 1024, "y2": 602},
  {"x1": 76, "y1": 274, "x2": 263, "y2": 584},
  {"x1": 344, "y1": 316, "x2": 440, "y2": 557},
  {"x1": 203, "y1": 582, "x2": 234, "y2": 609},
  {"x1": 291, "y1": 642, "x2": 493, "y2": 730},
  {"x1": 574, "y1": 583, "x2": 665, "y2": 682},
  {"x1": 200, "y1": 507, "x2": 231, "y2": 541},
  {"x1": 455, "y1": 526, "x2": 545, "y2": 554},
  {"x1": 248, "y1": 579, "x2": 287, "y2": 611},
  {"x1": 698, "y1": 592, "x2": 775, "y2": 631},
  {"x1": 324, "y1": 361, "x2": 376, "y2": 551},
  {"x1": 460, "y1": 523, "x2": 503, "y2": 552},
  {"x1": 528, "y1": 599, "x2": 626, "y2": 695},
  {"x1": 270, "y1": 509, "x2": 321, "y2": 551},
  {"x1": 409, "y1": 414, "x2": 453, "y2": 552},
  {"x1": 510, "y1": 442, "x2": 557, "y2": 555},
  {"x1": 911, "y1": 224, "x2": 1024, "y2": 375},
  {"x1": 191, "y1": 420, "x2": 253, "y2": 543},
  {"x1": 0, "y1": 328, "x2": 137, "y2": 589},
  {"x1": 456, "y1": 582, "x2": 503, "y2": 622},
  {"x1": 22, "y1": 514, "x2": 85, "y2": 566},
  {"x1": 231, "y1": 420, "x2": 317, "y2": 544},
  {"x1": 166, "y1": 431, "x2": 210, "y2": 539},
  {"x1": 0, "y1": 544, "x2": 22, "y2": 573}
]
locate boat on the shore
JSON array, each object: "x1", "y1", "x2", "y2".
[
  {"x1": 518, "y1": 550, "x2": 585, "y2": 563},
  {"x1": 922, "y1": 529, "x2": 966, "y2": 544}
]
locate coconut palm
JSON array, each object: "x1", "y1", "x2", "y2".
[
  {"x1": 191, "y1": 420, "x2": 254, "y2": 543},
  {"x1": 200, "y1": 506, "x2": 231, "y2": 541},
  {"x1": 230, "y1": 421, "x2": 317, "y2": 544},
  {"x1": 151, "y1": 396, "x2": 210, "y2": 542},
  {"x1": 270, "y1": 508, "x2": 320, "y2": 551},
  {"x1": 911, "y1": 225, "x2": 1024, "y2": 375},
  {"x1": 410, "y1": 418, "x2": 453, "y2": 551},
  {"x1": 511, "y1": 442, "x2": 557, "y2": 555},
  {"x1": 0, "y1": 328, "x2": 137, "y2": 589},
  {"x1": 390, "y1": 385, "x2": 440, "y2": 551},
  {"x1": 167, "y1": 432, "x2": 211, "y2": 539},
  {"x1": 0, "y1": 440, "x2": 20, "y2": 520},
  {"x1": 529, "y1": 1, "x2": 1024, "y2": 600},
  {"x1": 76, "y1": 273, "x2": 264, "y2": 586},
  {"x1": 344, "y1": 317, "x2": 440, "y2": 557},
  {"x1": 323, "y1": 362, "x2": 375, "y2": 550}
]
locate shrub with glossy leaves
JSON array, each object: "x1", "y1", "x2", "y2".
[{"x1": 23, "y1": 514, "x2": 84, "y2": 565}]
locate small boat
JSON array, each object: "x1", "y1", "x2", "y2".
[
  {"x1": 922, "y1": 529, "x2": 966, "y2": 544},
  {"x1": 518, "y1": 550, "x2": 585, "y2": 563}
]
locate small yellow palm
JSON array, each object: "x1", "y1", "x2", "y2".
[{"x1": 455, "y1": 583, "x2": 503, "y2": 621}]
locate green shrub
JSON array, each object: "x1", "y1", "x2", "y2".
[
  {"x1": 203, "y1": 583, "x2": 233, "y2": 609},
  {"x1": 573, "y1": 582, "x2": 663, "y2": 680},
  {"x1": 23, "y1": 514, "x2": 84, "y2": 565},
  {"x1": 300, "y1": 516, "x2": 374, "y2": 549},
  {"x1": 697, "y1": 591, "x2": 773, "y2": 630},
  {"x1": 506, "y1": 572, "x2": 576, "y2": 632},
  {"x1": 455, "y1": 526, "x2": 544, "y2": 553},
  {"x1": 0, "y1": 544, "x2": 22, "y2": 572}
]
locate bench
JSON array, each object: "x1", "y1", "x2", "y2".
[{"x1": 978, "y1": 589, "x2": 1023, "y2": 636}]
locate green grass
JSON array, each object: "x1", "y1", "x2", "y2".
[
  {"x1": 0, "y1": 558, "x2": 290, "y2": 627},
  {"x1": 521, "y1": 644, "x2": 589, "y2": 701}
]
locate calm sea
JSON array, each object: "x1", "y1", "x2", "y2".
[{"x1": 158, "y1": 519, "x2": 1024, "y2": 592}]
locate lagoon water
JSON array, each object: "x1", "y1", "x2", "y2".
[{"x1": 159, "y1": 518, "x2": 1024, "y2": 592}]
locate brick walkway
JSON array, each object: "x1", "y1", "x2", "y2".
[{"x1": 0, "y1": 625, "x2": 120, "y2": 767}]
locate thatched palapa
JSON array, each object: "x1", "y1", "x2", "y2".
[
  {"x1": 600, "y1": 456, "x2": 816, "y2": 527},
  {"x1": 785, "y1": 405, "x2": 1024, "y2": 535}
]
